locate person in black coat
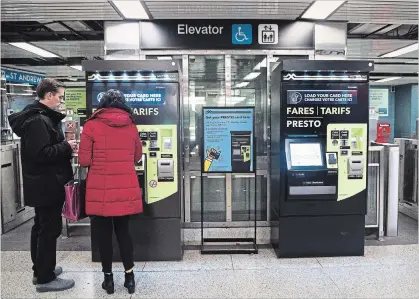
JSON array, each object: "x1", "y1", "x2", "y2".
[{"x1": 8, "y1": 78, "x2": 77, "y2": 293}]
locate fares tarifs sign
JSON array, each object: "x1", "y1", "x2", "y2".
[{"x1": 284, "y1": 88, "x2": 363, "y2": 131}]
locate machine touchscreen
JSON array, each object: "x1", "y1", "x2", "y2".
[{"x1": 289, "y1": 143, "x2": 323, "y2": 167}]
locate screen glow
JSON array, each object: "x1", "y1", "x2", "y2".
[{"x1": 290, "y1": 143, "x2": 323, "y2": 167}]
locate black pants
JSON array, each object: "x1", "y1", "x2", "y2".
[
  {"x1": 95, "y1": 216, "x2": 134, "y2": 273},
  {"x1": 31, "y1": 205, "x2": 63, "y2": 284}
]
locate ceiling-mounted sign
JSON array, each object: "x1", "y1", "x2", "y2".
[
  {"x1": 140, "y1": 20, "x2": 314, "y2": 50},
  {"x1": 1, "y1": 68, "x2": 45, "y2": 85}
]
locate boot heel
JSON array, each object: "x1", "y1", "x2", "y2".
[
  {"x1": 125, "y1": 285, "x2": 135, "y2": 294},
  {"x1": 124, "y1": 272, "x2": 135, "y2": 294},
  {"x1": 102, "y1": 274, "x2": 114, "y2": 295}
]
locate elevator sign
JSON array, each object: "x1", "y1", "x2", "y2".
[
  {"x1": 178, "y1": 24, "x2": 224, "y2": 35},
  {"x1": 140, "y1": 20, "x2": 314, "y2": 50},
  {"x1": 258, "y1": 24, "x2": 279, "y2": 45}
]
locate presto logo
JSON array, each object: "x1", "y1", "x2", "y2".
[
  {"x1": 132, "y1": 108, "x2": 159, "y2": 116},
  {"x1": 290, "y1": 92, "x2": 303, "y2": 104}
]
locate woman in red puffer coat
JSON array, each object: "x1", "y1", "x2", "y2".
[{"x1": 78, "y1": 89, "x2": 142, "y2": 295}]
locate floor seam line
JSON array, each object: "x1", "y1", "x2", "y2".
[
  {"x1": 230, "y1": 255, "x2": 235, "y2": 271},
  {"x1": 315, "y1": 257, "x2": 324, "y2": 269},
  {"x1": 321, "y1": 268, "x2": 345, "y2": 298}
]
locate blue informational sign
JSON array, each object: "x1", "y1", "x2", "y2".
[
  {"x1": 232, "y1": 24, "x2": 252, "y2": 45},
  {"x1": 287, "y1": 90, "x2": 358, "y2": 105},
  {"x1": 203, "y1": 107, "x2": 254, "y2": 173},
  {"x1": 1, "y1": 68, "x2": 44, "y2": 85},
  {"x1": 94, "y1": 89, "x2": 166, "y2": 106}
]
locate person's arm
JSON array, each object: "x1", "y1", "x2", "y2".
[
  {"x1": 78, "y1": 122, "x2": 94, "y2": 167},
  {"x1": 133, "y1": 125, "x2": 142, "y2": 162},
  {"x1": 24, "y1": 117, "x2": 72, "y2": 164}
]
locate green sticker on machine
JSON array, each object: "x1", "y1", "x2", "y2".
[
  {"x1": 327, "y1": 123, "x2": 367, "y2": 201},
  {"x1": 136, "y1": 124, "x2": 178, "y2": 204}
]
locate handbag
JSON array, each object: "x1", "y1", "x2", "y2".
[{"x1": 62, "y1": 167, "x2": 87, "y2": 221}]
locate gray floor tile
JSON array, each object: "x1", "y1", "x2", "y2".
[
  {"x1": 232, "y1": 249, "x2": 321, "y2": 270},
  {"x1": 1, "y1": 271, "x2": 131, "y2": 299},
  {"x1": 133, "y1": 268, "x2": 343, "y2": 299},
  {"x1": 230, "y1": 269, "x2": 344, "y2": 299},
  {"x1": 1, "y1": 251, "x2": 68, "y2": 273},
  {"x1": 57, "y1": 251, "x2": 145, "y2": 272},
  {"x1": 367, "y1": 244, "x2": 419, "y2": 265},
  {"x1": 143, "y1": 250, "x2": 233, "y2": 272},
  {"x1": 133, "y1": 270, "x2": 238, "y2": 298},
  {"x1": 323, "y1": 264, "x2": 419, "y2": 298},
  {"x1": 316, "y1": 246, "x2": 384, "y2": 268},
  {"x1": 317, "y1": 244, "x2": 419, "y2": 268}
]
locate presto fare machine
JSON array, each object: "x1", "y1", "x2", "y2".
[
  {"x1": 83, "y1": 60, "x2": 182, "y2": 262},
  {"x1": 270, "y1": 60, "x2": 373, "y2": 258}
]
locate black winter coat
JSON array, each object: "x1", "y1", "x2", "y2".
[{"x1": 8, "y1": 101, "x2": 73, "y2": 207}]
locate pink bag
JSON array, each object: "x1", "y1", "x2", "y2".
[{"x1": 62, "y1": 178, "x2": 87, "y2": 221}]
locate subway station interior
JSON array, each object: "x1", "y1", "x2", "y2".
[{"x1": 0, "y1": 0, "x2": 418, "y2": 298}]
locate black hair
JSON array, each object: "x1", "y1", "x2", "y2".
[
  {"x1": 97, "y1": 89, "x2": 133, "y2": 116},
  {"x1": 36, "y1": 78, "x2": 65, "y2": 100}
]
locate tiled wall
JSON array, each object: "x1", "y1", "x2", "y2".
[
  {"x1": 410, "y1": 85, "x2": 418, "y2": 137},
  {"x1": 394, "y1": 84, "x2": 418, "y2": 139},
  {"x1": 370, "y1": 84, "x2": 418, "y2": 142},
  {"x1": 395, "y1": 85, "x2": 413, "y2": 138}
]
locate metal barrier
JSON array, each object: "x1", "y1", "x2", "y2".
[
  {"x1": 395, "y1": 138, "x2": 418, "y2": 220},
  {"x1": 367, "y1": 146, "x2": 385, "y2": 239},
  {"x1": 371, "y1": 142, "x2": 401, "y2": 237}
]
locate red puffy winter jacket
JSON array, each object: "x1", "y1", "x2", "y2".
[{"x1": 78, "y1": 108, "x2": 143, "y2": 217}]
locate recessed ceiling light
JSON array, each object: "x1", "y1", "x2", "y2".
[
  {"x1": 234, "y1": 82, "x2": 250, "y2": 88},
  {"x1": 301, "y1": 1, "x2": 346, "y2": 20},
  {"x1": 254, "y1": 57, "x2": 279, "y2": 71},
  {"x1": 243, "y1": 72, "x2": 261, "y2": 81},
  {"x1": 375, "y1": 77, "x2": 401, "y2": 83},
  {"x1": 157, "y1": 56, "x2": 173, "y2": 60},
  {"x1": 380, "y1": 43, "x2": 418, "y2": 58},
  {"x1": 111, "y1": 0, "x2": 149, "y2": 19},
  {"x1": 69, "y1": 65, "x2": 83, "y2": 71},
  {"x1": 9, "y1": 42, "x2": 59, "y2": 58}
]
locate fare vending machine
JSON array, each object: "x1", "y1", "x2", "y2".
[
  {"x1": 270, "y1": 60, "x2": 373, "y2": 258},
  {"x1": 83, "y1": 60, "x2": 182, "y2": 261}
]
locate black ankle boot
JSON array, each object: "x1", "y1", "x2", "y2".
[
  {"x1": 102, "y1": 273, "x2": 114, "y2": 295},
  {"x1": 124, "y1": 271, "x2": 135, "y2": 294}
]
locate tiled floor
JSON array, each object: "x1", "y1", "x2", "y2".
[{"x1": 2, "y1": 245, "x2": 419, "y2": 298}]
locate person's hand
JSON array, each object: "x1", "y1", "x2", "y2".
[{"x1": 67, "y1": 140, "x2": 78, "y2": 152}]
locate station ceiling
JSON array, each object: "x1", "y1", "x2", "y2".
[{"x1": 1, "y1": 0, "x2": 418, "y2": 86}]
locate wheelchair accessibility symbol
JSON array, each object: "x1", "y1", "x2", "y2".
[{"x1": 232, "y1": 24, "x2": 252, "y2": 45}]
